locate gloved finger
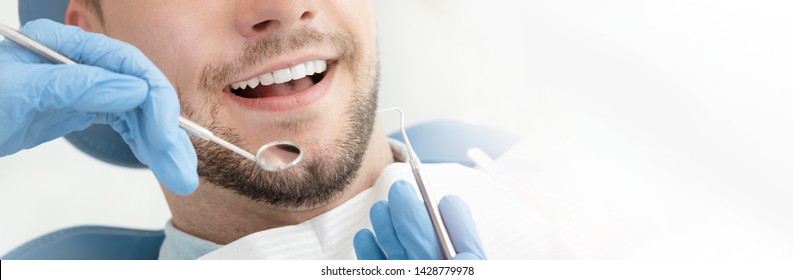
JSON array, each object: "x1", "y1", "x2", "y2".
[
  {"x1": 112, "y1": 117, "x2": 198, "y2": 195},
  {"x1": 18, "y1": 20, "x2": 199, "y2": 194},
  {"x1": 20, "y1": 20, "x2": 186, "y2": 147},
  {"x1": 20, "y1": 112, "x2": 93, "y2": 150},
  {"x1": 388, "y1": 180, "x2": 442, "y2": 260},
  {"x1": 0, "y1": 110, "x2": 93, "y2": 156},
  {"x1": 439, "y1": 195, "x2": 486, "y2": 260},
  {"x1": 0, "y1": 35, "x2": 48, "y2": 64},
  {"x1": 19, "y1": 19, "x2": 164, "y2": 80},
  {"x1": 124, "y1": 122, "x2": 198, "y2": 195},
  {"x1": 370, "y1": 201, "x2": 408, "y2": 260},
  {"x1": 353, "y1": 229, "x2": 387, "y2": 260},
  {"x1": 0, "y1": 63, "x2": 148, "y2": 155},
  {"x1": 1, "y1": 63, "x2": 149, "y2": 113},
  {"x1": 18, "y1": 20, "x2": 177, "y2": 126},
  {"x1": 18, "y1": 19, "x2": 178, "y2": 132}
]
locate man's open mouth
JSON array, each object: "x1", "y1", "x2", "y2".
[{"x1": 229, "y1": 60, "x2": 328, "y2": 98}]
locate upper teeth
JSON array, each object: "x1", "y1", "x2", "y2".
[{"x1": 231, "y1": 60, "x2": 327, "y2": 90}]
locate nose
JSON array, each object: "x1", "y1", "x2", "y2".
[{"x1": 234, "y1": 0, "x2": 316, "y2": 37}]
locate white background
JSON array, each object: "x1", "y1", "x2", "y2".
[{"x1": 1, "y1": 0, "x2": 792, "y2": 258}]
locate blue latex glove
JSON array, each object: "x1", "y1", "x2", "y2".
[
  {"x1": 354, "y1": 180, "x2": 487, "y2": 260},
  {"x1": 0, "y1": 19, "x2": 198, "y2": 195}
]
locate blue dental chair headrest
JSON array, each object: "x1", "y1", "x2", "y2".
[{"x1": 19, "y1": 0, "x2": 68, "y2": 24}]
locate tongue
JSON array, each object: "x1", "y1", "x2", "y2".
[{"x1": 252, "y1": 77, "x2": 314, "y2": 98}]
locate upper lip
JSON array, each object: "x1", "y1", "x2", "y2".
[{"x1": 226, "y1": 51, "x2": 336, "y2": 89}]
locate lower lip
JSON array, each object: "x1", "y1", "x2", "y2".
[{"x1": 224, "y1": 64, "x2": 334, "y2": 111}]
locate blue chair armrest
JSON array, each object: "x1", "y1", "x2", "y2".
[
  {"x1": 389, "y1": 119, "x2": 521, "y2": 166},
  {"x1": 2, "y1": 226, "x2": 165, "y2": 260}
]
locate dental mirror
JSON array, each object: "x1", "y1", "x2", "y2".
[
  {"x1": 0, "y1": 23, "x2": 303, "y2": 172},
  {"x1": 256, "y1": 141, "x2": 303, "y2": 171},
  {"x1": 178, "y1": 118, "x2": 302, "y2": 172}
]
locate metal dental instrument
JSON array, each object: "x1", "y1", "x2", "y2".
[
  {"x1": 378, "y1": 107, "x2": 456, "y2": 259},
  {"x1": 0, "y1": 23, "x2": 303, "y2": 171},
  {"x1": 177, "y1": 118, "x2": 302, "y2": 172}
]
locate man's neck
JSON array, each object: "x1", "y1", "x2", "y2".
[{"x1": 161, "y1": 122, "x2": 394, "y2": 245}]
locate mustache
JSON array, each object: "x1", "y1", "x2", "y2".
[{"x1": 198, "y1": 27, "x2": 355, "y2": 92}]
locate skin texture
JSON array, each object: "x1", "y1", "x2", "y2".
[{"x1": 65, "y1": 0, "x2": 394, "y2": 244}]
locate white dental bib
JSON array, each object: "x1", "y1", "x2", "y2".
[
  {"x1": 198, "y1": 158, "x2": 570, "y2": 259},
  {"x1": 198, "y1": 164, "x2": 391, "y2": 259}
]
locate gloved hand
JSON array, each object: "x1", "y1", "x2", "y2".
[
  {"x1": 354, "y1": 180, "x2": 487, "y2": 260},
  {"x1": 0, "y1": 19, "x2": 198, "y2": 195}
]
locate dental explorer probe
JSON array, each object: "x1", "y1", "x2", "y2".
[{"x1": 378, "y1": 107, "x2": 456, "y2": 260}]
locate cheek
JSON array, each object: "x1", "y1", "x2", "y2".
[
  {"x1": 102, "y1": 2, "x2": 232, "y2": 117},
  {"x1": 128, "y1": 29, "x2": 218, "y2": 118},
  {"x1": 333, "y1": 0, "x2": 376, "y2": 38},
  {"x1": 127, "y1": 31, "x2": 229, "y2": 121},
  {"x1": 327, "y1": 0, "x2": 377, "y2": 62}
]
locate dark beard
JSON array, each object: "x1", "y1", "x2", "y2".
[
  {"x1": 193, "y1": 75, "x2": 378, "y2": 209},
  {"x1": 184, "y1": 27, "x2": 380, "y2": 209}
]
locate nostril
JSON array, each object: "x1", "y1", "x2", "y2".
[
  {"x1": 300, "y1": 11, "x2": 314, "y2": 20},
  {"x1": 253, "y1": 20, "x2": 280, "y2": 32}
]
